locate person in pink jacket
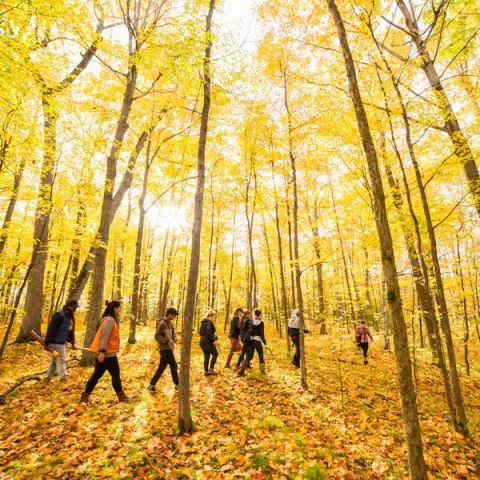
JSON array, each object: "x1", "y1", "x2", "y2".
[{"x1": 355, "y1": 321, "x2": 373, "y2": 364}]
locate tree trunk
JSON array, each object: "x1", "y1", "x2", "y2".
[
  {"x1": 178, "y1": 0, "x2": 215, "y2": 435},
  {"x1": 456, "y1": 235, "x2": 470, "y2": 377},
  {"x1": 14, "y1": 96, "x2": 57, "y2": 342},
  {"x1": 80, "y1": 55, "x2": 139, "y2": 366},
  {"x1": 326, "y1": 1, "x2": 427, "y2": 476},
  {"x1": 16, "y1": 26, "x2": 102, "y2": 342},
  {"x1": 372, "y1": 38, "x2": 464, "y2": 435},
  {"x1": 329, "y1": 178, "x2": 355, "y2": 331},
  {"x1": 271, "y1": 159, "x2": 290, "y2": 350},
  {"x1": 282, "y1": 67, "x2": 307, "y2": 389},
  {"x1": 393, "y1": 0, "x2": 480, "y2": 215},
  {"x1": 0, "y1": 156, "x2": 26, "y2": 257}
]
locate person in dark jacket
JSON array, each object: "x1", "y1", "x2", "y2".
[
  {"x1": 239, "y1": 309, "x2": 266, "y2": 375},
  {"x1": 80, "y1": 300, "x2": 129, "y2": 403},
  {"x1": 288, "y1": 309, "x2": 301, "y2": 368},
  {"x1": 200, "y1": 310, "x2": 219, "y2": 376},
  {"x1": 148, "y1": 307, "x2": 180, "y2": 391},
  {"x1": 235, "y1": 310, "x2": 253, "y2": 371},
  {"x1": 225, "y1": 307, "x2": 244, "y2": 368},
  {"x1": 43, "y1": 299, "x2": 78, "y2": 381}
]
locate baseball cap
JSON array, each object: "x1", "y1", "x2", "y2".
[
  {"x1": 66, "y1": 299, "x2": 80, "y2": 308},
  {"x1": 166, "y1": 307, "x2": 179, "y2": 316}
]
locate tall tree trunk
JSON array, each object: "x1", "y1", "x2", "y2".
[
  {"x1": 80, "y1": 51, "x2": 139, "y2": 365},
  {"x1": 14, "y1": 96, "x2": 57, "y2": 342},
  {"x1": 224, "y1": 206, "x2": 236, "y2": 332},
  {"x1": 129, "y1": 140, "x2": 152, "y2": 344},
  {"x1": 329, "y1": 179, "x2": 355, "y2": 330},
  {"x1": 178, "y1": 0, "x2": 215, "y2": 435},
  {"x1": 67, "y1": 199, "x2": 86, "y2": 299},
  {"x1": 15, "y1": 25, "x2": 103, "y2": 342},
  {"x1": 326, "y1": 1, "x2": 427, "y2": 477},
  {"x1": 115, "y1": 196, "x2": 132, "y2": 301},
  {"x1": 392, "y1": 0, "x2": 480, "y2": 215},
  {"x1": 456, "y1": 235, "x2": 470, "y2": 376},
  {"x1": 282, "y1": 67, "x2": 307, "y2": 389},
  {"x1": 373, "y1": 43, "x2": 465, "y2": 434},
  {"x1": 271, "y1": 159, "x2": 290, "y2": 350}
]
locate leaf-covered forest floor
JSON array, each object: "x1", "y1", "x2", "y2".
[{"x1": 1, "y1": 325, "x2": 480, "y2": 479}]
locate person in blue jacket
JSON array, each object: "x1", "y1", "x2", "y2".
[{"x1": 43, "y1": 299, "x2": 78, "y2": 381}]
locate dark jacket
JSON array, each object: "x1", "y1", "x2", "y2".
[
  {"x1": 240, "y1": 317, "x2": 252, "y2": 342},
  {"x1": 155, "y1": 318, "x2": 176, "y2": 351},
  {"x1": 200, "y1": 319, "x2": 216, "y2": 345},
  {"x1": 228, "y1": 316, "x2": 241, "y2": 339},
  {"x1": 251, "y1": 318, "x2": 266, "y2": 345},
  {"x1": 45, "y1": 308, "x2": 75, "y2": 345}
]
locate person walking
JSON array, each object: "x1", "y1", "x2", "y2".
[
  {"x1": 200, "y1": 310, "x2": 219, "y2": 376},
  {"x1": 355, "y1": 320, "x2": 373, "y2": 364},
  {"x1": 239, "y1": 309, "x2": 266, "y2": 375},
  {"x1": 80, "y1": 300, "x2": 129, "y2": 403},
  {"x1": 225, "y1": 307, "x2": 243, "y2": 368},
  {"x1": 236, "y1": 310, "x2": 253, "y2": 371},
  {"x1": 43, "y1": 299, "x2": 78, "y2": 381},
  {"x1": 288, "y1": 308, "x2": 301, "y2": 368},
  {"x1": 148, "y1": 307, "x2": 180, "y2": 391}
]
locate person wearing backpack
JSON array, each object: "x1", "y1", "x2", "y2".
[
  {"x1": 200, "y1": 310, "x2": 219, "y2": 376},
  {"x1": 225, "y1": 307, "x2": 244, "y2": 368},
  {"x1": 80, "y1": 300, "x2": 129, "y2": 403},
  {"x1": 235, "y1": 310, "x2": 254, "y2": 371},
  {"x1": 355, "y1": 320, "x2": 373, "y2": 364},
  {"x1": 239, "y1": 309, "x2": 266, "y2": 375}
]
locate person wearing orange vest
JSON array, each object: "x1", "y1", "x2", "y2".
[{"x1": 79, "y1": 300, "x2": 128, "y2": 403}]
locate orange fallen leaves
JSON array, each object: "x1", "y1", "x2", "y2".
[{"x1": 0, "y1": 330, "x2": 478, "y2": 479}]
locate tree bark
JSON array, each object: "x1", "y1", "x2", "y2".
[
  {"x1": 178, "y1": 0, "x2": 215, "y2": 436},
  {"x1": 326, "y1": 1, "x2": 427, "y2": 477}
]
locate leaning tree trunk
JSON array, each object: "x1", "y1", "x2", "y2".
[
  {"x1": 80, "y1": 57, "x2": 139, "y2": 366},
  {"x1": 394, "y1": 0, "x2": 480, "y2": 215},
  {"x1": 326, "y1": 1, "x2": 427, "y2": 477},
  {"x1": 178, "y1": 0, "x2": 215, "y2": 436}
]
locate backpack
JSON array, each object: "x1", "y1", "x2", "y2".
[{"x1": 242, "y1": 319, "x2": 254, "y2": 344}]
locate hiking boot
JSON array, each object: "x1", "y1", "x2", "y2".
[
  {"x1": 42, "y1": 376, "x2": 51, "y2": 382},
  {"x1": 147, "y1": 384, "x2": 156, "y2": 392},
  {"x1": 116, "y1": 390, "x2": 130, "y2": 402},
  {"x1": 234, "y1": 365, "x2": 240, "y2": 371},
  {"x1": 174, "y1": 384, "x2": 179, "y2": 390},
  {"x1": 364, "y1": 360, "x2": 368, "y2": 365},
  {"x1": 208, "y1": 369, "x2": 218, "y2": 376},
  {"x1": 224, "y1": 364, "x2": 231, "y2": 368},
  {"x1": 79, "y1": 392, "x2": 90, "y2": 404}
]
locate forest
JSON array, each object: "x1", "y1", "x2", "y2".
[{"x1": 1, "y1": 0, "x2": 480, "y2": 478}]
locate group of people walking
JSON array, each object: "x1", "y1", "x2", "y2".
[
  {"x1": 41, "y1": 299, "x2": 374, "y2": 403},
  {"x1": 199, "y1": 307, "x2": 267, "y2": 377}
]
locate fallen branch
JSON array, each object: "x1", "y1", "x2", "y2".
[{"x1": 0, "y1": 357, "x2": 79, "y2": 404}]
